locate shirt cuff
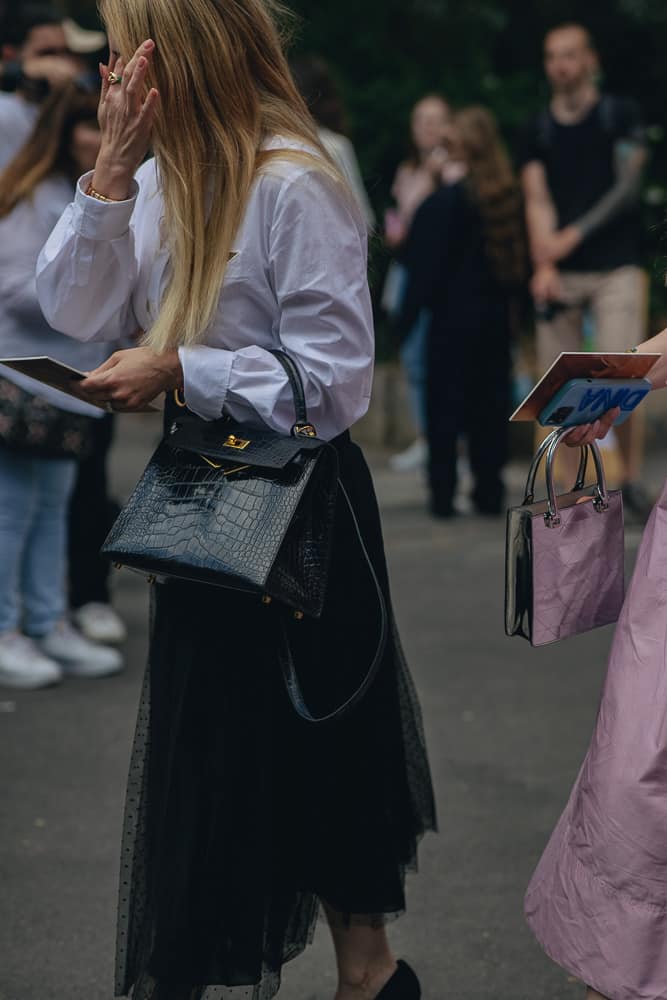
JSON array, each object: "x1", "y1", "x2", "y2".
[
  {"x1": 72, "y1": 170, "x2": 139, "y2": 241},
  {"x1": 178, "y1": 344, "x2": 233, "y2": 421}
]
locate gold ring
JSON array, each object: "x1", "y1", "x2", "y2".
[{"x1": 107, "y1": 71, "x2": 122, "y2": 85}]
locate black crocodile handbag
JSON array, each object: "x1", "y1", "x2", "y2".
[
  {"x1": 102, "y1": 351, "x2": 340, "y2": 617},
  {"x1": 102, "y1": 350, "x2": 388, "y2": 723}
]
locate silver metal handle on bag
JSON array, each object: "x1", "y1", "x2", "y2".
[
  {"x1": 523, "y1": 429, "x2": 588, "y2": 505},
  {"x1": 544, "y1": 426, "x2": 609, "y2": 528}
]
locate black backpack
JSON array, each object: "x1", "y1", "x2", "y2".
[{"x1": 535, "y1": 95, "x2": 623, "y2": 151}]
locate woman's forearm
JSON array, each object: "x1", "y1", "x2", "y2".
[{"x1": 637, "y1": 327, "x2": 667, "y2": 389}]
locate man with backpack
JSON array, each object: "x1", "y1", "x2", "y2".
[{"x1": 519, "y1": 22, "x2": 650, "y2": 516}]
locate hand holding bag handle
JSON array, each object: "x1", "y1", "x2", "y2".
[
  {"x1": 543, "y1": 426, "x2": 609, "y2": 527},
  {"x1": 271, "y1": 348, "x2": 389, "y2": 724}
]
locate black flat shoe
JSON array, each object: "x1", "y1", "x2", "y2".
[{"x1": 376, "y1": 959, "x2": 421, "y2": 998}]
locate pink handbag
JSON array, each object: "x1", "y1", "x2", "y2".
[{"x1": 505, "y1": 427, "x2": 625, "y2": 646}]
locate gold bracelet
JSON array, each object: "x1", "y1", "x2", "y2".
[{"x1": 86, "y1": 183, "x2": 119, "y2": 203}]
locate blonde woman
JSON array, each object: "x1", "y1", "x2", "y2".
[{"x1": 36, "y1": 2, "x2": 435, "y2": 998}]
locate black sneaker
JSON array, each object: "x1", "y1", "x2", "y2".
[{"x1": 622, "y1": 481, "x2": 654, "y2": 522}]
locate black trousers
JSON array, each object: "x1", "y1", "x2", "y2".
[
  {"x1": 426, "y1": 327, "x2": 510, "y2": 514},
  {"x1": 68, "y1": 414, "x2": 118, "y2": 608}
]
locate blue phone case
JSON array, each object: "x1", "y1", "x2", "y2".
[{"x1": 538, "y1": 377, "x2": 652, "y2": 427}]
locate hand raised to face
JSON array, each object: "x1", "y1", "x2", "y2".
[{"x1": 91, "y1": 39, "x2": 160, "y2": 201}]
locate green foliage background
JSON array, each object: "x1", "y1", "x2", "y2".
[{"x1": 61, "y1": 0, "x2": 667, "y2": 317}]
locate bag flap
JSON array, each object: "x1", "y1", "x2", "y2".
[{"x1": 165, "y1": 412, "x2": 325, "y2": 470}]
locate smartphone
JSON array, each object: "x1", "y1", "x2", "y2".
[{"x1": 538, "y1": 377, "x2": 652, "y2": 427}]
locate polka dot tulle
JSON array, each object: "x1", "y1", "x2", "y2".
[{"x1": 114, "y1": 442, "x2": 436, "y2": 999}]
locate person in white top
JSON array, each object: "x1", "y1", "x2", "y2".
[
  {"x1": 0, "y1": 82, "x2": 123, "y2": 690},
  {"x1": 291, "y1": 55, "x2": 376, "y2": 231},
  {"x1": 383, "y1": 94, "x2": 452, "y2": 473},
  {"x1": 36, "y1": 3, "x2": 435, "y2": 999}
]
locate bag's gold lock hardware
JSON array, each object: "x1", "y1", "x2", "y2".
[
  {"x1": 224, "y1": 434, "x2": 250, "y2": 450},
  {"x1": 114, "y1": 563, "x2": 123, "y2": 570},
  {"x1": 293, "y1": 610, "x2": 305, "y2": 621},
  {"x1": 147, "y1": 575, "x2": 157, "y2": 585},
  {"x1": 261, "y1": 595, "x2": 273, "y2": 606},
  {"x1": 294, "y1": 423, "x2": 317, "y2": 438}
]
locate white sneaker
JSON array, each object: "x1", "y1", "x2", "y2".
[
  {"x1": 389, "y1": 437, "x2": 428, "y2": 472},
  {"x1": 72, "y1": 602, "x2": 127, "y2": 645},
  {"x1": 0, "y1": 632, "x2": 63, "y2": 690},
  {"x1": 37, "y1": 621, "x2": 123, "y2": 678}
]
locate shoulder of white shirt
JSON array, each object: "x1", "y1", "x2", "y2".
[{"x1": 133, "y1": 135, "x2": 327, "y2": 196}]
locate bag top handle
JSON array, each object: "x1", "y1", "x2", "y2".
[
  {"x1": 268, "y1": 349, "x2": 318, "y2": 439},
  {"x1": 544, "y1": 428, "x2": 609, "y2": 527},
  {"x1": 523, "y1": 428, "x2": 588, "y2": 505}
]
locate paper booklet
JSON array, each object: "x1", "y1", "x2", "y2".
[
  {"x1": 510, "y1": 352, "x2": 661, "y2": 422},
  {"x1": 0, "y1": 356, "x2": 161, "y2": 412}
]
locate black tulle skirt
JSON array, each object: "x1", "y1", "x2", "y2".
[{"x1": 114, "y1": 433, "x2": 436, "y2": 1000}]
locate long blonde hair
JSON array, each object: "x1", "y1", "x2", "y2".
[
  {"x1": 453, "y1": 106, "x2": 527, "y2": 288},
  {"x1": 100, "y1": 0, "x2": 342, "y2": 353}
]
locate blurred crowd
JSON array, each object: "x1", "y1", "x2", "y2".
[
  {"x1": 294, "y1": 24, "x2": 652, "y2": 522},
  {"x1": 0, "y1": 7, "x2": 655, "y2": 689}
]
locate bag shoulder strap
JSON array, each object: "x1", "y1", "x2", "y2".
[
  {"x1": 268, "y1": 348, "x2": 315, "y2": 436},
  {"x1": 598, "y1": 94, "x2": 622, "y2": 135},
  {"x1": 279, "y1": 479, "x2": 388, "y2": 724}
]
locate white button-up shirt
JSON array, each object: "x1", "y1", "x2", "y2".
[{"x1": 36, "y1": 137, "x2": 374, "y2": 440}]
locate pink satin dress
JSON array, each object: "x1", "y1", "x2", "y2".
[{"x1": 526, "y1": 479, "x2": 667, "y2": 1000}]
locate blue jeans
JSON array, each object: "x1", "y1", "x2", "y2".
[
  {"x1": 400, "y1": 310, "x2": 431, "y2": 434},
  {"x1": 0, "y1": 448, "x2": 77, "y2": 635}
]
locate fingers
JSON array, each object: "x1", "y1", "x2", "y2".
[
  {"x1": 91, "y1": 353, "x2": 122, "y2": 375},
  {"x1": 79, "y1": 375, "x2": 112, "y2": 401},
  {"x1": 122, "y1": 39, "x2": 155, "y2": 110},
  {"x1": 139, "y1": 87, "x2": 160, "y2": 127},
  {"x1": 564, "y1": 421, "x2": 602, "y2": 448},
  {"x1": 564, "y1": 425, "x2": 592, "y2": 448},
  {"x1": 597, "y1": 407, "x2": 620, "y2": 438},
  {"x1": 99, "y1": 61, "x2": 110, "y2": 102}
]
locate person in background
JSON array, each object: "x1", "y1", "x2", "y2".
[
  {"x1": 0, "y1": 83, "x2": 123, "y2": 689},
  {"x1": 384, "y1": 93, "x2": 451, "y2": 472},
  {"x1": 291, "y1": 54, "x2": 375, "y2": 231},
  {"x1": 1, "y1": 7, "x2": 125, "y2": 648},
  {"x1": 400, "y1": 106, "x2": 527, "y2": 518},
  {"x1": 519, "y1": 22, "x2": 650, "y2": 517},
  {"x1": 0, "y1": 4, "x2": 105, "y2": 169},
  {"x1": 68, "y1": 413, "x2": 126, "y2": 645}
]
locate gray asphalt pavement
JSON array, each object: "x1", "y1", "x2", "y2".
[{"x1": 1, "y1": 413, "x2": 662, "y2": 1000}]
